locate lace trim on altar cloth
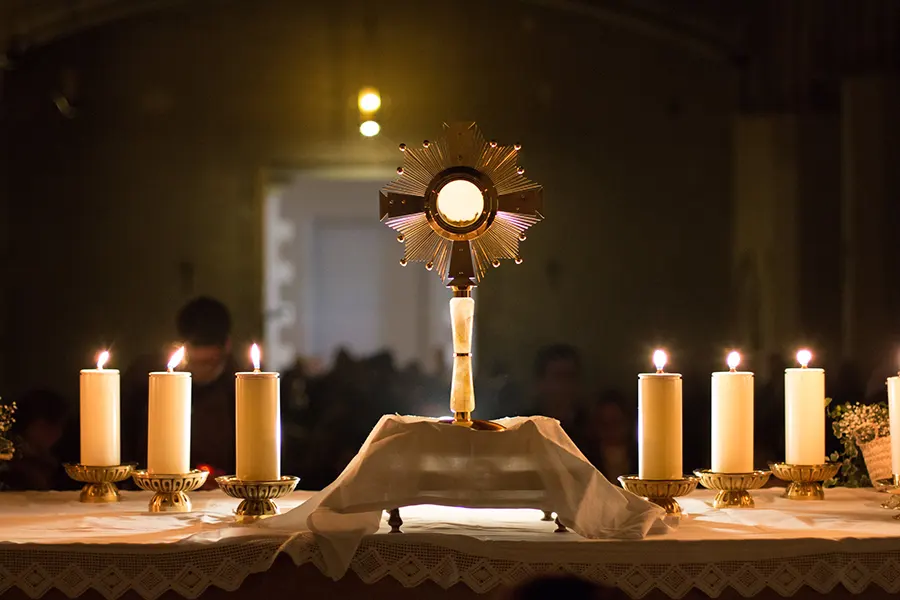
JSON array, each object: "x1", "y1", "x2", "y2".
[
  {"x1": 0, "y1": 539, "x2": 291, "y2": 599},
  {"x1": 5, "y1": 535, "x2": 900, "y2": 599},
  {"x1": 340, "y1": 539, "x2": 900, "y2": 597}
]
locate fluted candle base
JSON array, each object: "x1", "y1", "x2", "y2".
[
  {"x1": 132, "y1": 470, "x2": 208, "y2": 512},
  {"x1": 770, "y1": 462, "x2": 839, "y2": 500},
  {"x1": 216, "y1": 475, "x2": 299, "y2": 522},
  {"x1": 64, "y1": 463, "x2": 134, "y2": 503},
  {"x1": 695, "y1": 469, "x2": 771, "y2": 508},
  {"x1": 618, "y1": 475, "x2": 699, "y2": 516}
]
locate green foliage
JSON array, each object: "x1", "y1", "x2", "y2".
[
  {"x1": 826, "y1": 400, "x2": 890, "y2": 488},
  {"x1": 0, "y1": 402, "x2": 14, "y2": 459}
]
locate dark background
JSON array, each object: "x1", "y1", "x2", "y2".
[{"x1": 0, "y1": 0, "x2": 898, "y2": 410}]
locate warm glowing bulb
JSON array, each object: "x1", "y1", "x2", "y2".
[
  {"x1": 96, "y1": 350, "x2": 110, "y2": 370},
  {"x1": 653, "y1": 349, "x2": 667, "y2": 372},
  {"x1": 436, "y1": 179, "x2": 485, "y2": 227},
  {"x1": 168, "y1": 346, "x2": 185, "y2": 372},
  {"x1": 359, "y1": 120, "x2": 380, "y2": 137},
  {"x1": 358, "y1": 89, "x2": 381, "y2": 113},
  {"x1": 251, "y1": 343, "x2": 261, "y2": 371},
  {"x1": 727, "y1": 351, "x2": 741, "y2": 371},
  {"x1": 796, "y1": 349, "x2": 812, "y2": 368}
]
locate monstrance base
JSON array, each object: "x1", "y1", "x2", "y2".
[
  {"x1": 64, "y1": 463, "x2": 134, "y2": 503},
  {"x1": 437, "y1": 412, "x2": 505, "y2": 431},
  {"x1": 694, "y1": 469, "x2": 771, "y2": 509},
  {"x1": 618, "y1": 475, "x2": 699, "y2": 516},
  {"x1": 132, "y1": 470, "x2": 208, "y2": 512},
  {"x1": 216, "y1": 475, "x2": 299, "y2": 522},
  {"x1": 769, "y1": 462, "x2": 840, "y2": 501}
]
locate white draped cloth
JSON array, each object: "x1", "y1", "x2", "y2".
[
  {"x1": 261, "y1": 415, "x2": 664, "y2": 577},
  {"x1": 9, "y1": 416, "x2": 900, "y2": 598}
]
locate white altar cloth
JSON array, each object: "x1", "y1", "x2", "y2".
[
  {"x1": 261, "y1": 415, "x2": 664, "y2": 578},
  {"x1": 4, "y1": 488, "x2": 900, "y2": 598}
]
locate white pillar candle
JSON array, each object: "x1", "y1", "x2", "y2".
[
  {"x1": 449, "y1": 296, "x2": 475, "y2": 414},
  {"x1": 638, "y1": 350, "x2": 683, "y2": 480},
  {"x1": 887, "y1": 374, "x2": 900, "y2": 476},
  {"x1": 785, "y1": 349, "x2": 826, "y2": 465},
  {"x1": 80, "y1": 351, "x2": 121, "y2": 466},
  {"x1": 147, "y1": 347, "x2": 192, "y2": 474},
  {"x1": 236, "y1": 343, "x2": 281, "y2": 481},
  {"x1": 711, "y1": 351, "x2": 754, "y2": 473}
]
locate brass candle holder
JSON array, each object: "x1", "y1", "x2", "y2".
[
  {"x1": 618, "y1": 475, "x2": 699, "y2": 516},
  {"x1": 64, "y1": 463, "x2": 134, "y2": 503},
  {"x1": 880, "y1": 475, "x2": 900, "y2": 511},
  {"x1": 216, "y1": 475, "x2": 299, "y2": 522},
  {"x1": 694, "y1": 469, "x2": 771, "y2": 508},
  {"x1": 381, "y1": 123, "x2": 543, "y2": 430},
  {"x1": 131, "y1": 469, "x2": 208, "y2": 512},
  {"x1": 769, "y1": 462, "x2": 840, "y2": 500}
]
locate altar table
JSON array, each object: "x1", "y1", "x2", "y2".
[{"x1": 2, "y1": 488, "x2": 900, "y2": 599}]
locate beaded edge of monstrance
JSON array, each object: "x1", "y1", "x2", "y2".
[{"x1": 379, "y1": 122, "x2": 544, "y2": 286}]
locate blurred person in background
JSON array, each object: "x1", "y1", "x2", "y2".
[
  {"x1": 583, "y1": 390, "x2": 636, "y2": 481},
  {"x1": 526, "y1": 344, "x2": 588, "y2": 440},
  {"x1": 178, "y1": 297, "x2": 239, "y2": 481},
  {"x1": 122, "y1": 297, "x2": 238, "y2": 481},
  {"x1": 483, "y1": 359, "x2": 524, "y2": 419},
  {"x1": 1, "y1": 389, "x2": 69, "y2": 490}
]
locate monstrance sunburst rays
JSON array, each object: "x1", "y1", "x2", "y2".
[{"x1": 379, "y1": 122, "x2": 543, "y2": 287}]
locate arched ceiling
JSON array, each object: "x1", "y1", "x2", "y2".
[
  {"x1": 0, "y1": 0, "x2": 743, "y2": 64},
  {"x1": 0, "y1": 0, "x2": 183, "y2": 55},
  {"x1": 4, "y1": 0, "x2": 897, "y2": 112}
]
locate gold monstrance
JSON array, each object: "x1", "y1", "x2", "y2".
[{"x1": 380, "y1": 122, "x2": 543, "y2": 429}]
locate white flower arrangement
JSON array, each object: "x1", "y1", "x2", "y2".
[
  {"x1": 0, "y1": 402, "x2": 14, "y2": 460},
  {"x1": 829, "y1": 401, "x2": 890, "y2": 487},
  {"x1": 831, "y1": 402, "x2": 890, "y2": 445}
]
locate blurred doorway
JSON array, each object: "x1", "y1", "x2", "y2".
[{"x1": 263, "y1": 171, "x2": 450, "y2": 374}]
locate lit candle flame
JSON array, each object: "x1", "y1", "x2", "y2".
[
  {"x1": 653, "y1": 349, "x2": 667, "y2": 373},
  {"x1": 167, "y1": 346, "x2": 185, "y2": 372},
  {"x1": 727, "y1": 351, "x2": 741, "y2": 371},
  {"x1": 96, "y1": 350, "x2": 110, "y2": 370},
  {"x1": 250, "y1": 343, "x2": 261, "y2": 372},
  {"x1": 796, "y1": 349, "x2": 812, "y2": 368}
]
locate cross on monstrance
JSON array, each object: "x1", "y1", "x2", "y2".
[{"x1": 379, "y1": 122, "x2": 543, "y2": 429}]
